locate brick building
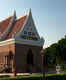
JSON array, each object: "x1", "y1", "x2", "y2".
[{"x1": 0, "y1": 9, "x2": 44, "y2": 73}]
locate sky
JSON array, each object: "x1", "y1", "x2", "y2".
[{"x1": 0, "y1": 0, "x2": 66, "y2": 48}]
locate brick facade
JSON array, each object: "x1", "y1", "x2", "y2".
[{"x1": 0, "y1": 43, "x2": 42, "y2": 73}]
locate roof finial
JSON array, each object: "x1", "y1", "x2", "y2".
[
  {"x1": 29, "y1": 8, "x2": 31, "y2": 14},
  {"x1": 14, "y1": 8, "x2": 16, "y2": 18},
  {"x1": 28, "y1": 8, "x2": 32, "y2": 16}
]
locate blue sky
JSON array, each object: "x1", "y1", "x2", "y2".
[{"x1": 0, "y1": 0, "x2": 66, "y2": 48}]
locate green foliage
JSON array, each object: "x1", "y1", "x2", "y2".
[
  {"x1": 58, "y1": 37, "x2": 66, "y2": 61},
  {"x1": 43, "y1": 35, "x2": 66, "y2": 66}
]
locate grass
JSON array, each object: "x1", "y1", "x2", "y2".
[
  {"x1": 46, "y1": 71, "x2": 66, "y2": 80},
  {"x1": 0, "y1": 73, "x2": 43, "y2": 80},
  {"x1": 0, "y1": 72, "x2": 66, "y2": 80}
]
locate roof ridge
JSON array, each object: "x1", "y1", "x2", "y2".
[
  {"x1": 16, "y1": 14, "x2": 28, "y2": 21},
  {"x1": 0, "y1": 11, "x2": 28, "y2": 40},
  {"x1": 0, "y1": 15, "x2": 13, "y2": 23},
  {"x1": 0, "y1": 13, "x2": 28, "y2": 23}
]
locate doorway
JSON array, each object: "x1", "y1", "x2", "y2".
[{"x1": 26, "y1": 49, "x2": 34, "y2": 72}]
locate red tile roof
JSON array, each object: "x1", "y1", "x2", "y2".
[
  {"x1": 0, "y1": 14, "x2": 27, "y2": 40},
  {"x1": 0, "y1": 16, "x2": 13, "y2": 34},
  {"x1": 6, "y1": 15, "x2": 27, "y2": 39}
]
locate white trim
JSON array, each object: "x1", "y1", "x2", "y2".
[
  {"x1": 15, "y1": 38, "x2": 44, "y2": 47},
  {"x1": 0, "y1": 38, "x2": 44, "y2": 47},
  {"x1": 18, "y1": 11, "x2": 30, "y2": 34},
  {"x1": 0, "y1": 38, "x2": 15, "y2": 46}
]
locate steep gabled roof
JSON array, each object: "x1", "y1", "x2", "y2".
[
  {"x1": 0, "y1": 16, "x2": 13, "y2": 34},
  {"x1": 0, "y1": 10, "x2": 44, "y2": 47},
  {"x1": 0, "y1": 14, "x2": 28, "y2": 40},
  {"x1": 6, "y1": 15, "x2": 27, "y2": 39}
]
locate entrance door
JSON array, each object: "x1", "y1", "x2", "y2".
[{"x1": 26, "y1": 49, "x2": 34, "y2": 72}]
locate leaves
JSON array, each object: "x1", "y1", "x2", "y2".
[{"x1": 43, "y1": 35, "x2": 66, "y2": 66}]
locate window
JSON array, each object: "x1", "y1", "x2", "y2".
[
  {"x1": 28, "y1": 32, "x2": 32, "y2": 36},
  {"x1": 24, "y1": 31, "x2": 27, "y2": 35}
]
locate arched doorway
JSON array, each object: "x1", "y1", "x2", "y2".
[{"x1": 26, "y1": 49, "x2": 34, "y2": 72}]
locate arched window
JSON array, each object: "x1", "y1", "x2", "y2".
[{"x1": 27, "y1": 49, "x2": 34, "y2": 65}]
